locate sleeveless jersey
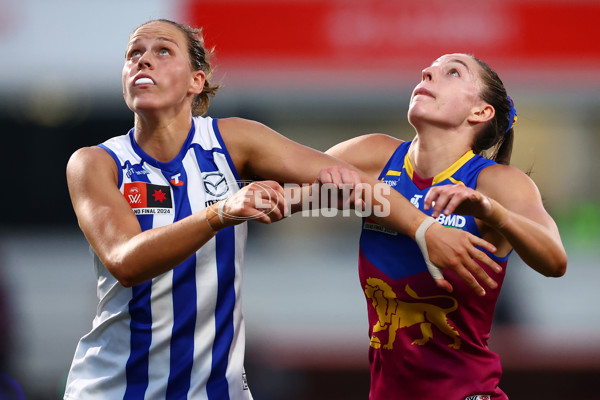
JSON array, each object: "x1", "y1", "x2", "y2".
[
  {"x1": 64, "y1": 116, "x2": 252, "y2": 400},
  {"x1": 359, "y1": 141, "x2": 510, "y2": 400}
]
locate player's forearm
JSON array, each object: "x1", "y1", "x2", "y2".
[
  {"x1": 359, "y1": 174, "x2": 427, "y2": 239},
  {"x1": 285, "y1": 185, "x2": 310, "y2": 214},
  {"x1": 102, "y1": 205, "x2": 219, "y2": 287},
  {"x1": 285, "y1": 183, "x2": 363, "y2": 216}
]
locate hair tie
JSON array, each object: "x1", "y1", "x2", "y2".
[{"x1": 506, "y1": 95, "x2": 517, "y2": 133}]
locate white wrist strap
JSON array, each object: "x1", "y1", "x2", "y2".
[
  {"x1": 217, "y1": 199, "x2": 227, "y2": 225},
  {"x1": 415, "y1": 217, "x2": 444, "y2": 280}
]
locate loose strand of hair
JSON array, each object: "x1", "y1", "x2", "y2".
[{"x1": 493, "y1": 129, "x2": 514, "y2": 165}]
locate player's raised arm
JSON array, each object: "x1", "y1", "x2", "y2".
[
  {"x1": 217, "y1": 117, "x2": 502, "y2": 295},
  {"x1": 67, "y1": 145, "x2": 285, "y2": 287},
  {"x1": 424, "y1": 164, "x2": 567, "y2": 277}
]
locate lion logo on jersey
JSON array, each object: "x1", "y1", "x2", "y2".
[{"x1": 364, "y1": 278, "x2": 461, "y2": 350}]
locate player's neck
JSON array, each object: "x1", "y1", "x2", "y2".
[
  {"x1": 409, "y1": 135, "x2": 471, "y2": 179},
  {"x1": 133, "y1": 111, "x2": 193, "y2": 163}
]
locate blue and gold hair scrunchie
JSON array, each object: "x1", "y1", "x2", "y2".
[{"x1": 506, "y1": 95, "x2": 517, "y2": 133}]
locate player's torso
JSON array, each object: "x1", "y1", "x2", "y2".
[
  {"x1": 359, "y1": 141, "x2": 509, "y2": 400},
  {"x1": 106, "y1": 117, "x2": 239, "y2": 228},
  {"x1": 64, "y1": 117, "x2": 252, "y2": 400}
]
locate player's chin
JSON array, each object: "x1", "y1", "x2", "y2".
[{"x1": 129, "y1": 98, "x2": 165, "y2": 115}]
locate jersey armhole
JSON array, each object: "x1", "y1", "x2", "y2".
[
  {"x1": 483, "y1": 247, "x2": 512, "y2": 263},
  {"x1": 211, "y1": 118, "x2": 243, "y2": 188},
  {"x1": 97, "y1": 144, "x2": 123, "y2": 188},
  {"x1": 377, "y1": 141, "x2": 411, "y2": 180}
]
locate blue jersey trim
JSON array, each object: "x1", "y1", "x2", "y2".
[
  {"x1": 377, "y1": 141, "x2": 409, "y2": 181},
  {"x1": 128, "y1": 120, "x2": 197, "y2": 173},
  {"x1": 124, "y1": 282, "x2": 153, "y2": 399},
  {"x1": 124, "y1": 169, "x2": 153, "y2": 399},
  {"x1": 166, "y1": 167, "x2": 197, "y2": 399},
  {"x1": 98, "y1": 144, "x2": 124, "y2": 188},
  {"x1": 206, "y1": 226, "x2": 236, "y2": 400},
  {"x1": 212, "y1": 118, "x2": 243, "y2": 188},
  {"x1": 191, "y1": 144, "x2": 220, "y2": 173},
  {"x1": 486, "y1": 248, "x2": 511, "y2": 263}
]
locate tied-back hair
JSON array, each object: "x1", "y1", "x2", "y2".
[
  {"x1": 470, "y1": 56, "x2": 514, "y2": 165},
  {"x1": 135, "y1": 19, "x2": 222, "y2": 116}
]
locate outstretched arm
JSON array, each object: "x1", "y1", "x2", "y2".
[
  {"x1": 423, "y1": 164, "x2": 567, "y2": 277},
  {"x1": 219, "y1": 120, "x2": 502, "y2": 295},
  {"x1": 67, "y1": 146, "x2": 285, "y2": 287}
]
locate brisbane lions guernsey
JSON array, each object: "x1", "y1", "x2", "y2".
[
  {"x1": 359, "y1": 141, "x2": 510, "y2": 400},
  {"x1": 64, "y1": 117, "x2": 252, "y2": 400}
]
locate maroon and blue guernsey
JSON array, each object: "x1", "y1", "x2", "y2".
[{"x1": 359, "y1": 141, "x2": 510, "y2": 400}]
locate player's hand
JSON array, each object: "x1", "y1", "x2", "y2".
[
  {"x1": 424, "y1": 185, "x2": 493, "y2": 221},
  {"x1": 316, "y1": 165, "x2": 366, "y2": 210},
  {"x1": 220, "y1": 180, "x2": 286, "y2": 225},
  {"x1": 425, "y1": 222, "x2": 502, "y2": 296}
]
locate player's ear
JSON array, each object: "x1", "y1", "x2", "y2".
[
  {"x1": 189, "y1": 70, "x2": 205, "y2": 95},
  {"x1": 469, "y1": 103, "x2": 494, "y2": 124},
  {"x1": 469, "y1": 103, "x2": 496, "y2": 122}
]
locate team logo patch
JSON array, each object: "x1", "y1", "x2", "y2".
[
  {"x1": 465, "y1": 396, "x2": 491, "y2": 400},
  {"x1": 124, "y1": 161, "x2": 150, "y2": 179},
  {"x1": 170, "y1": 173, "x2": 184, "y2": 186},
  {"x1": 124, "y1": 182, "x2": 173, "y2": 215},
  {"x1": 202, "y1": 172, "x2": 228, "y2": 197},
  {"x1": 364, "y1": 278, "x2": 460, "y2": 350}
]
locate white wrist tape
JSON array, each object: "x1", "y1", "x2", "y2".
[
  {"x1": 414, "y1": 217, "x2": 444, "y2": 280},
  {"x1": 217, "y1": 199, "x2": 227, "y2": 225}
]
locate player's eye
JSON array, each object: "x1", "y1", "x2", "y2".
[
  {"x1": 448, "y1": 68, "x2": 460, "y2": 77},
  {"x1": 128, "y1": 49, "x2": 141, "y2": 60},
  {"x1": 159, "y1": 48, "x2": 170, "y2": 56}
]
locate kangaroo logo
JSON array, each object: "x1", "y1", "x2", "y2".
[{"x1": 364, "y1": 278, "x2": 461, "y2": 350}]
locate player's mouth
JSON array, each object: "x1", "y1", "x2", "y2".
[
  {"x1": 134, "y1": 75, "x2": 155, "y2": 86},
  {"x1": 413, "y1": 87, "x2": 434, "y2": 98}
]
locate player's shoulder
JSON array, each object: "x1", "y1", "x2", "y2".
[
  {"x1": 327, "y1": 134, "x2": 404, "y2": 177},
  {"x1": 69, "y1": 145, "x2": 114, "y2": 166},
  {"x1": 216, "y1": 117, "x2": 268, "y2": 133},
  {"x1": 328, "y1": 133, "x2": 403, "y2": 157},
  {"x1": 215, "y1": 117, "x2": 279, "y2": 147},
  {"x1": 67, "y1": 146, "x2": 118, "y2": 182},
  {"x1": 477, "y1": 163, "x2": 539, "y2": 198},
  {"x1": 479, "y1": 163, "x2": 531, "y2": 182},
  {"x1": 341, "y1": 133, "x2": 402, "y2": 148}
]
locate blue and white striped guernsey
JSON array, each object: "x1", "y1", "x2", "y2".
[{"x1": 64, "y1": 116, "x2": 252, "y2": 400}]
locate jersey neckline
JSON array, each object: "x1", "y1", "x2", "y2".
[
  {"x1": 128, "y1": 119, "x2": 196, "y2": 172},
  {"x1": 404, "y1": 150, "x2": 476, "y2": 189}
]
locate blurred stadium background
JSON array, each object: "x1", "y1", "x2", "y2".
[{"x1": 1, "y1": 0, "x2": 599, "y2": 399}]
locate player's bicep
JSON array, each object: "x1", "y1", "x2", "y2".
[
  {"x1": 478, "y1": 165, "x2": 557, "y2": 230},
  {"x1": 219, "y1": 117, "x2": 343, "y2": 183},
  {"x1": 67, "y1": 147, "x2": 142, "y2": 258},
  {"x1": 326, "y1": 134, "x2": 402, "y2": 179}
]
